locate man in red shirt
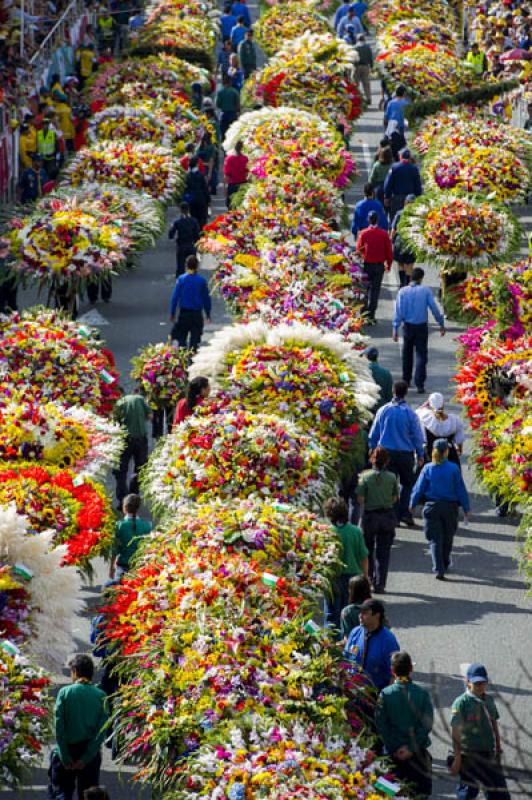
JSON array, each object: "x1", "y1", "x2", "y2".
[
  {"x1": 223, "y1": 140, "x2": 248, "y2": 208},
  {"x1": 356, "y1": 210, "x2": 393, "y2": 324}
]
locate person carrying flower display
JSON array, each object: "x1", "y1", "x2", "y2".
[
  {"x1": 344, "y1": 598, "x2": 400, "y2": 691},
  {"x1": 168, "y1": 202, "x2": 201, "y2": 277},
  {"x1": 169, "y1": 254, "x2": 212, "y2": 352},
  {"x1": 48, "y1": 654, "x2": 108, "y2": 800},
  {"x1": 113, "y1": 387, "x2": 152, "y2": 506},
  {"x1": 323, "y1": 496, "x2": 369, "y2": 634},
  {"x1": 109, "y1": 494, "x2": 152, "y2": 579}
]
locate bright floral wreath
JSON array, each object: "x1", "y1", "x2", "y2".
[
  {"x1": 171, "y1": 717, "x2": 403, "y2": 800},
  {"x1": 377, "y1": 17, "x2": 457, "y2": 51},
  {"x1": 64, "y1": 142, "x2": 183, "y2": 202},
  {"x1": 0, "y1": 651, "x2": 51, "y2": 789},
  {"x1": 397, "y1": 193, "x2": 521, "y2": 272},
  {"x1": 0, "y1": 464, "x2": 114, "y2": 569},
  {"x1": 240, "y1": 173, "x2": 343, "y2": 221},
  {"x1": 130, "y1": 342, "x2": 190, "y2": 409},
  {"x1": 423, "y1": 144, "x2": 530, "y2": 204},
  {"x1": 0, "y1": 400, "x2": 124, "y2": 480},
  {"x1": 7, "y1": 204, "x2": 131, "y2": 292},
  {"x1": 0, "y1": 308, "x2": 120, "y2": 415},
  {"x1": 377, "y1": 43, "x2": 479, "y2": 97},
  {"x1": 254, "y1": 3, "x2": 329, "y2": 55},
  {"x1": 190, "y1": 321, "x2": 378, "y2": 440},
  {"x1": 142, "y1": 410, "x2": 333, "y2": 513}
]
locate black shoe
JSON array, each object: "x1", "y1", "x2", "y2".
[
  {"x1": 416, "y1": 386, "x2": 426, "y2": 394},
  {"x1": 373, "y1": 585, "x2": 386, "y2": 594},
  {"x1": 400, "y1": 515, "x2": 415, "y2": 527},
  {"x1": 435, "y1": 573, "x2": 446, "y2": 581}
]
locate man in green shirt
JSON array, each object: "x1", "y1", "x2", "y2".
[
  {"x1": 323, "y1": 497, "x2": 368, "y2": 634},
  {"x1": 113, "y1": 387, "x2": 151, "y2": 505},
  {"x1": 49, "y1": 654, "x2": 108, "y2": 800},
  {"x1": 216, "y1": 75, "x2": 240, "y2": 139},
  {"x1": 376, "y1": 651, "x2": 434, "y2": 799},
  {"x1": 363, "y1": 346, "x2": 393, "y2": 411},
  {"x1": 450, "y1": 663, "x2": 510, "y2": 800}
]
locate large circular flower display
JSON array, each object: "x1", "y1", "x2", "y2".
[
  {"x1": 377, "y1": 17, "x2": 457, "y2": 50},
  {"x1": 254, "y1": 3, "x2": 329, "y2": 55},
  {"x1": 142, "y1": 410, "x2": 332, "y2": 512},
  {"x1": 87, "y1": 105, "x2": 187, "y2": 152},
  {"x1": 377, "y1": 43, "x2": 479, "y2": 96},
  {"x1": 241, "y1": 173, "x2": 343, "y2": 221},
  {"x1": 398, "y1": 193, "x2": 521, "y2": 271}
]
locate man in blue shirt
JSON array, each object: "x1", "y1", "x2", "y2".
[
  {"x1": 351, "y1": 1, "x2": 368, "y2": 21},
  {"x1": 352, "y1": 183, "x2": 388, "y2": 237},
  {"x1": 344, "y1": 599, "x2": 399, "y2": 690},
  {"x1": 393, "y1": 267, "x2": 445, "y2": 394},
  {"x1": 368, "y1": 380, "x2": 425, "y2": 525},
  {"x1": 384, "y1": 85, "x2": 410, "y2": 133},
  {"x1": 338, "y1": 10, "x2": 363, "y2": 40},
  {"x1": 334, "y1": 1, "x2": 351, "y2": 30},
  {"x1": 230, "y1": 0, "x2": 251, "y2": 29},
  {"x1": 230, "y1": 16, "x2": 248, "y2": 50},
  {"x1": 170, "y1": 255, "x2": 212, "y2": 351},
  {"x1": 220, "y1": 3, "x2": 236, "y2": 40},
  {"x1": 383, "y1": 149, "x2": 422, "y2": 220}
]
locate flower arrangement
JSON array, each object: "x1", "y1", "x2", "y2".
[
  {"x1": 87, "y1": 105, "x2": 188, "y2": 153},
  {"x1": 130, "y1": 342, "x2": 190, "y2": 409},
  {"x1": 377, "y1": 17, "x2": 457, "y2": 51},
  {"x1": 0, "y1": 464, "x2": 114, "y2": 570},
  {"x1": 141, "y1": 410, "x2": 333, "y2": 513},
  {"x1": 412, "y1": 109, "x2": 532, "y2": 158},
  {"x1": 368, "y1": 0, "x2": 455, "y2": 30},
  {"x1": 64, "y1": 141, "x2": 184, "y2": 202},
  {"x1": 240, "y1": 173, "x2": 343, "y2": 221},
  {"x1": 254, "y1": 4, "x2": 329, "y2": 55},
  {"x1": 0, "y1": 400, "x2": 124, "y2": 480},
  {"x1": 377, "y1": 43, "x2": 479, "y2": 97},
  {"x1": 7, "y1": 203, "x2": 131, "y2": 293},
  {"x1": 397, "y1": 193, "x2": 521, "y2": 272},
  {"x1": 0, "y1": 308, "x2": 120, "y2": 415},
  {"x1": 130, "y1": 7, "x2": 217, "y2": 67}
]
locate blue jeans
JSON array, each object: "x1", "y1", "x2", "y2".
[
  {"x1": 456, "y1": 752, "x2": 510, "y2": 800},
  {"x1": 423, "y1": 500, "x2": 458, "y2": 575},
  {"x1": 402, "y1": 322, "x2": 428, "y2": 390}
]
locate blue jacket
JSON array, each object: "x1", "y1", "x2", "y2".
[
  {"x1": 352, "y1": 198, "x2": 388, "y2": 236},
  {"x1": 231, "y1": 1, "x2": 251, "y2": 27},
  {"x1": 220, "y1": 12, "x2": 236, "y2": 40},
  {"x1": 230, "y1": 23, "x2": 247, "y2": 48},
  {"x1": 368, "y1": 398, "x2": 425, "y2": 458},
  {"x1": 334, "y1": 2, "x2": 351, "y2": 29},
  {"x1": 393, "y1": 283, "x2": 445, "y2": 330},
  {"x1": 384, "y1": 161, "x2": 422, "y2": 199},
  {"x1": 344, "y1": 625, "x2": 400, "y2": 690},
  {"x1": 384, "y1": 96, "x2": 410, "y2": 128},
  {"x1": 410, "y1": 460, "x2": 470, "y2": 512},
  {"x1": 170, "y1": 272, "x2": 212, "y2": 317}
]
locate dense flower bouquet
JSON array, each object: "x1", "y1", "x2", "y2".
[
  {"x1": 240, "y1": 174, "x2": 343, "y2": 221},
  {"x1": 397, "y1": 193, "x2": 521, "y2": 272},
  {"x1": 87, "y1": 105, "x2": 186, "y2": 152},
  {"x1": 0, "y1": 308, "x2": 120, "y2": 415},
  {"x1": 0, "y1": 400, "x2": 123, "y2": 480},
  {"x1": 0, "y1": 651, "x2": 51, "y2": 788},
  {"x1": 368, "y1": 0, "x2": 455, "y2": 31},
  {"x1": 244, "y1": 33, "x2": 362, "y2": 129},
  {"x1": 0, "y1": 464, "x2": 114, "y2": 569},
  {"x1": 130, "y1": 11, "x2": 217, "y2": 67},
  {"x1": 423, "y1": 144, "x2": 529, "y2": 204},
  {"x1": 474, "y1": 404, "x2": 531, "y2": 507},
  {"x1": 130, "y1": 343, "x2": 189, "y2": 409},
  {"x1": 254, "y1": 4, "x2": 329, "y2": 55},
  {"x1": 7, "y1": 203, "x2": 131, "y2": 293},
  {"x1": 190, "y1": 321, "x2": 378, "y2": 439},
  {"x1": 377, "y1": 43, "x2": 479, "y2": 96},
  {"x1": 0, "y1": 504, "x2": 81, "y2": 670},
  {"x1": 142, "y1": 410, "x2": 333, "y2": 513},
  {"x1": 64, "y1": 142, "x2": 183, "y2": 202},
  {"x1": 171, "y1": 717, "x2": 403, "y2": 800},
  {"x1": 413, "y1": 109, "x2": 531, "y2": 157},
  {"x1": 377, "y1": 17, "x2": 456, "y2": 51}
]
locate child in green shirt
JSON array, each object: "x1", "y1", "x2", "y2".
[{"x1": 109, "y1": 494, "x2": 152, "y2": 579}]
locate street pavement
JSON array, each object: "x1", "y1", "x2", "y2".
[{"x1": 4, "y1": 22, "x2": 532, "y2": 800}]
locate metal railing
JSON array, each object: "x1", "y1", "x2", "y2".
[{"x1": 28, "y1": 0, "x2": 86, "y2": 74}]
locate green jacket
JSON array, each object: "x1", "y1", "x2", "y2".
[
  {"x1": 376, "y1": 679, "x2": 433, "y2": 755},
  {"x1": 369, "y1": 361, "x2": 393, "y2": 411},
  {"x1": 55, "y1": 682, "x2": 108, "y2": 766}
]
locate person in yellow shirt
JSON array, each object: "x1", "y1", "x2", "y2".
[
  {"x1": 52, "y1": 90, "x2": 75, "y2": 152},
  {"x1": 18, "y1": 122, "x2": 37, "y2": 170},
  {"x1": 49, "y1": 73, "x2": 63, "y2": 96},
  {"x1": 76, "y1": 43, "x2": 95, "y2": 89},
  {"x1": 466, "y1": 42, "x2": 487, "y2": 76}
]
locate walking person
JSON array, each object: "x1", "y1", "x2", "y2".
[
  {"x1": 369, "y1": 141, "x2": 393, "y2": 202},
  {"x1": 113, "y1": 387, "x2": 151, "y2": 506},
  {"x1": 416, "y1": 392, "x2": 465, "y2": 467},
  {"x1": 183, "y1": 157, "x2": 210, "y2": 230},
  {"x1": 168, "y1": 201, "x2": 201, "y2": 277},
  {"x1": 410, "y1": 438, "x2": 470, "y2": 580},
  {"x1": 343, "y1": 599, "x2": 399, "y2": 691},
  {"x1": 376, "y1": 651, "x2": 434, "y2": 800},
  {"x1": 391, "y1": 193, "x2": 417, "y2": 287},
  {"x1": 392, "y1": 267, "x2": 445, "y2": 394},
  {"x1": 323, "y1": 497, "x2": 369, "y2": 634},
  {"x1": 340, "y1": 575, "x2": 372, "y2": 640},
  {"x1": 238, "y1": 28, "x2": 257, "y2": 79},
  {"x1": 449, "y1": 663, "x2": 511, "y2": 800},
  {"x1": 48, "y1": 655, "x2": 108, "y2": 800},
  {"x1": 357, "y1": 447, "x2": 399, "y2": 593},
  {"x1": 170, "y1": 255, "x2": 212, "y2": 352},
  {"x1": 383, "y1": 148, "x2": 422, "y2": 220},
  {"x1": 109, "y1": 494, "x2": 152, "y2": 579},
  {"x1": 230, "y1": 15, "x2": 248, "y2": 50},
  {"x1": 362, "y1": 346, "x2": 393, "y2": 412},
  {"x1": 383, "y1": 84, "x2": 410, "y2": 134},
  {"x1": 368, "y1": 380, "x2": 425, "y2": 527},
  {"x1": 223, "y1": 139, "x2": 249, "y2": 207},
  {"x1": 384, "y1": 120, "x2": 407, "y2": 161},
  {"x1": 354, "y1": 34, "x2": 373, "y2": 105},
  {"x1": 351, "y1": 183, "x2": 388, "y2": 237},
  {"x1": 355, "y1": 210, "x2": 393, "y2": 324},
  {"x1": 173, "y1": 376, "x2": 210, "y2": 426},
  {"x1": 216, "y1": 75, "x2": 241, "y2": 139}
]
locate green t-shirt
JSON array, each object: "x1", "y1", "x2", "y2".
[
  {"x1": 55, "y1": 682, "x2": 108, "y2": 766},
  {"x1": 216, "y1": 86, "x2": 240, "y2": 113},
  {"x1": 334, "y1": 523, "x2": 368, "y2": 575},
  {"x1": 113, "y1": 516, "x2": 152, "y2": 568},
  {"x1": 113, "y1": 394, "x2": 151, "y2": 438},
  {"x1": 451, "y1": 691, "x2": 499, "y2": 753},
  {"x1": 340, "y1": 602, "x2": 363, "y2": 639},
  {"x1": 357, "y1": 469, "x2": 399, "y2": 511},
  {"x1": 376, "y1": 679, "x2": 434, "y2": 754},
  {"x1": 370, "y1": 361, "x2": 393, "y2": 410}
]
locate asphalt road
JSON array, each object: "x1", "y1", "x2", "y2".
[{"x1": 4, "y1": 15, "x2": 532, "y2": 800}]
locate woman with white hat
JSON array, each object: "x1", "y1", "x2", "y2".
[{"x1": 416, "y1": 393, "x2": 464, "y2": 467}]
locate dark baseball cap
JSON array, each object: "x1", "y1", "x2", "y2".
[
  {"x1": 433, "y1": 438, "x2": 450, "y2": 454},
  {"x1": 466, "y1": 663, "x2": 489, "y2": 683},
  {"x1": 362, "y1": 346, "x2": 379, "y2": 361},
  {"x1": 359, "y1": 599, "x2": 385, "y2": 615}
]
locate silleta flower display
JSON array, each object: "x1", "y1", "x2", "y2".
[{"x1": 130, "y1": 342, "x2": 190, "y2": 409}]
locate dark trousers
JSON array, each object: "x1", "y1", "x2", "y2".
[
  {"x1": 220, "y1": 110, "x2": 237, "y2": 140},
  {"x1": 0, "y1": 282, "x2": 17, "y2": 313},
  {"x1": 392, "y1": 749, "x2": 432, "y2": 799},
  {"x1": 457, "y1": 752, "x2": 511, "y2": 800},
  {"x1": 423, "y1": 500, "x2": 458, "y2": 576},
  {"x1": 226, "y1": 181, "x2": 245, "y2": 208},
  {"x1": 324, "y1": 573, "x2": 354, "y2": 634},
  {"x1": 190, "y1": 201, "x2": 208, "y2": 230},
  {"x1": 176, "y1": 246, "x2": 196, "y2": 277},
  {"x1": 86, "y1": 277, "x2": 112, "y2": 303},
  {"x1": 388, "y1": 450, "x2": 416, "y2": 520},
  {"x1": 402, "y1": 322, "x2": 428, "y2": 390},
  {"x1": 115, "y1": 435, "x2": 148, "y2": 504},
  {"x1": 172, "y1": 309, "x2": 204, "y2": 351},
  {"x1": 389, "y1": 193, "x2": 407, "y2": 220},
  {"x1": 363, "y1": 262, "x2": 385, "y2": 319},
  {"x1": 48, "y1": 748, "x2": 101, "y2": 800},
  {"x1": 361, "y1": 509, "x2": 396, "y2": 590}
]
